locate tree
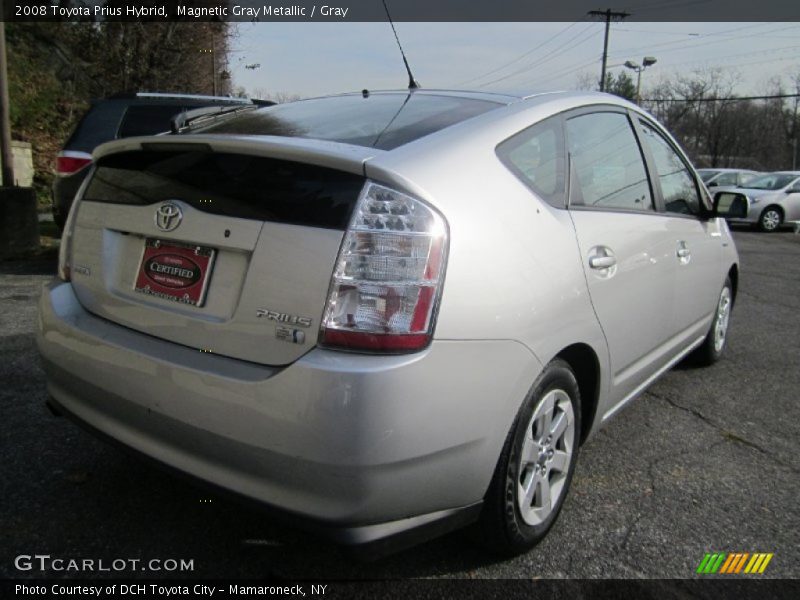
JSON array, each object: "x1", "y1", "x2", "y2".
[
  {"x1": 574, "y1": 69, "x2": 636, "y2": 100},
  {"x1": 251, "y1": 89, "x2": 301, "y2": 103},
  {"x1": 7, "y1": 18, "x2": 233, "y2": 200},
  {"x1": 604, "y1": 71, "x2": 636, "y2": 101},
  {"x1": 643, "y1": 68, "x2": 796, "y2": 170}
]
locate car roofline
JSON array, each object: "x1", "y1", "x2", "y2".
[{"x1": 266, "y1": 88, "x2": 572, "y2": 107}]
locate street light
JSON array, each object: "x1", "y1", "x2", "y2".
[{"x1": 624, "y1": 56, "x2": 657, "y2": 104}]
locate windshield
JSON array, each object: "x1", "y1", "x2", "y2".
[
  {"x1": 698, "y1": 170, "x2": 719, "y2": 182},
  {"x1": 190, "y1": 93, "x2": 502, "y2": 150},
  {"x1": 744, "y1": 173, "x2": 799, "y2": 190}
]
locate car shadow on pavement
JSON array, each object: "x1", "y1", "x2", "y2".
[{"x1": 93, "y1": 447, "x2": 509, "y2": 579}]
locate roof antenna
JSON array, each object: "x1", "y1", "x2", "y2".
[{"x1": 382, "y1": 0, "x2": 420, "y2": 90}]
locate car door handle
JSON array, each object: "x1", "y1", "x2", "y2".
[
  {"x1": 589, "y1": 255, "x2": 617, "y2": 269},
  {"x1": 676, "y1": 241, "x2": 691, "y2": 263}
]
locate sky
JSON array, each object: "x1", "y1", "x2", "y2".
[{"x1": 230, "y1": 22, "x2": 800, "y2": 99}]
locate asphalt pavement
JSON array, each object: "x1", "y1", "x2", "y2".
[{"x1": 1, "y1": 230, "x2": 798, "y2": 579}]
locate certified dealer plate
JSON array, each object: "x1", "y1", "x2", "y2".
[{"x1": 134, "y1": 239, "x2": 216, "y2": 307}]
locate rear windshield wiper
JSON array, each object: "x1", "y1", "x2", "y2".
[{"x1": 170, "y1": 105, "x2": 258, "y2": 134}]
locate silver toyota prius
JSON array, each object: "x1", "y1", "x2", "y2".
[
  {"x1": 38, "y1": 89, "x2": 740, "y2": 555},
  {"x1": 714, "y1": 171, "x2": 800, "y2": 232}
]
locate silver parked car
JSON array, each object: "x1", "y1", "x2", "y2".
[
  {"x1": 697, "y1": 168, "x2": 759, "y2": 188},
  {"x1": 38, "y1": 90, "x2": 741, "y2": 555},
  {"x1": 715, "y1": 171, "x2": 800, "y2": 232}
]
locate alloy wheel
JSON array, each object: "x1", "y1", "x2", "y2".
[
  {"x1": 761, "y1": 210, "x2": 781, "y2": 231},
  {"x1": 714, "y1": 286, "x2": 732, "y2": 353},
  {"x1": 517, "y1": 389, "x2": 575, "y2": 526}
]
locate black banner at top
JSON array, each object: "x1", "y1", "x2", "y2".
[{"x1": 4, "y1": 0, "x2": 800, "y2": 22}]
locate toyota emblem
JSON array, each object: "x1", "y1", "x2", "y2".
[{"x1": 155, "y1": 202, "x2": 183, "y2": 232}]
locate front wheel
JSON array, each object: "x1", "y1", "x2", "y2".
[
  {"x1": 691, "y1": 277, "x2": 733, "y2": 366},
  {"x1": 759, "y1": 207, "x2": 783, "y2": 232},
  {"x1": 478, "y1": 359, "x2": 581, "y2": 556}
]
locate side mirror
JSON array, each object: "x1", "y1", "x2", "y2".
[{"x1": 713, "y1": 192, "x2": 748, "y2": 219}]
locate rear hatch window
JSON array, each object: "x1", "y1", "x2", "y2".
[
  {"x1": 84, "y1": 149, "x2": 364, "y2": 230},
  {"x1": 191, "y1": 93, "x2": 502, "y2": 150}
]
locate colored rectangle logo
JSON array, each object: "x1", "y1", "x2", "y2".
[{"x1": 697, "y1": 552, "x2": 773, "y2": 575}]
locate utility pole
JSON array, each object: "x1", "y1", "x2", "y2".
[
  {"x1": 588, "y1": 9, "x2": 630, "y2": 92},
  {"x1": 211, "y1": 34, "x2": 217, "y2": 96},
  {"x1": 793, "y1": 91, "x2": 799, "y2": 170},
  {"x1": 0, "y1": 15, "x2": 14, "y2": 186}
]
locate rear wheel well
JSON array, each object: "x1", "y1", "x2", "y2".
[
  {"x1": 555, "y1": 344, "x2": 600, "y2": 445},
  {"x1": 762, "y1": 204, "x2": 784, "y2": 217}
]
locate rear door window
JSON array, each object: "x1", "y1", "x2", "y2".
[{"x1": 566, "y1": 111, "x2": 653, "y2": 211}]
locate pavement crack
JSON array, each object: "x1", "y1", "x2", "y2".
[
  {"x1": 738, "y1": 289, "x2": 800, "y2": 311},
  {"x1": 645, "y1": 390, "x2": 800, "y2": 475}
]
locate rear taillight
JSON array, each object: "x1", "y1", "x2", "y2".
[
  {"x1": 55, "y1": 152, "x2": 92, "y2": 176},
  {"x1": 320, "y1": 182, "x2": 448, "y2": 353}
]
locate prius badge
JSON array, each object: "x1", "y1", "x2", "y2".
[
  {"x1": 155, "y1": 202, "x2": 183, "y2": 232},
  {"x1": 256, "y1": 309, "x2": 312, "y2": 328}
]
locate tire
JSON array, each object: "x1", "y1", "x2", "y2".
[
  {"x1": 478, "y1": 359, "x2": 581, "y2": 556},
  {"x1": 758, "y1": 206, "x2": 783, "y2": 232},
  {"x1": 691, "y1": 277, "x2": 733, "y2": 366}
]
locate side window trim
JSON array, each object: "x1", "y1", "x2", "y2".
[
  {"x1": 564, "y1": 106, "x2": 657, "y2": 215},
  {"x1": 632, "y1": 111, "x2": 710, "y2": 218},
  {"x1": 628, "y1": 111, "x2": 665, "y2": 214}
]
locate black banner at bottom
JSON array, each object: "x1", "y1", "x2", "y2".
[{"x1": 3, "y1": 579, "x2": 800, "y2": 600}]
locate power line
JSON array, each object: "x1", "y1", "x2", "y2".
[
  {"x1": 528, "y1": 58, "x2": 600, "y2": 87},
  {"x1": 664, "y1": 44, "x2": 800, "y2": 70},
  {"x1": 455, "y1": 20, "x2": 586, "y2": 87},
  {"x1": 614, "y1": 27, "x2": 700, "y2": 37},
  {"x1": 477, "y1": 24, "x2": 598, "y2": 88},
  {"x1": 608, "y1": 23, "x2": 800, "y2": 60}
]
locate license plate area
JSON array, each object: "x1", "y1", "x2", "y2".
[{"x1": 134, "y1": 238, "x2": 216, "y2": 307}]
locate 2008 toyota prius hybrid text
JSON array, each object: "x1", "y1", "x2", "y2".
[{"x1": 38, "y1": 90, "x2": 740, "y2": 555}]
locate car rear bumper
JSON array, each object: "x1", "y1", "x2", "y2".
[{"x1": 37, "y1": 281, "x2": 540, "y2": 545}]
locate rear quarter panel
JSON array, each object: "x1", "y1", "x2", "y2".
[{"x1": 365, "y1": 95, "x2": 612, "y2": 437}]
